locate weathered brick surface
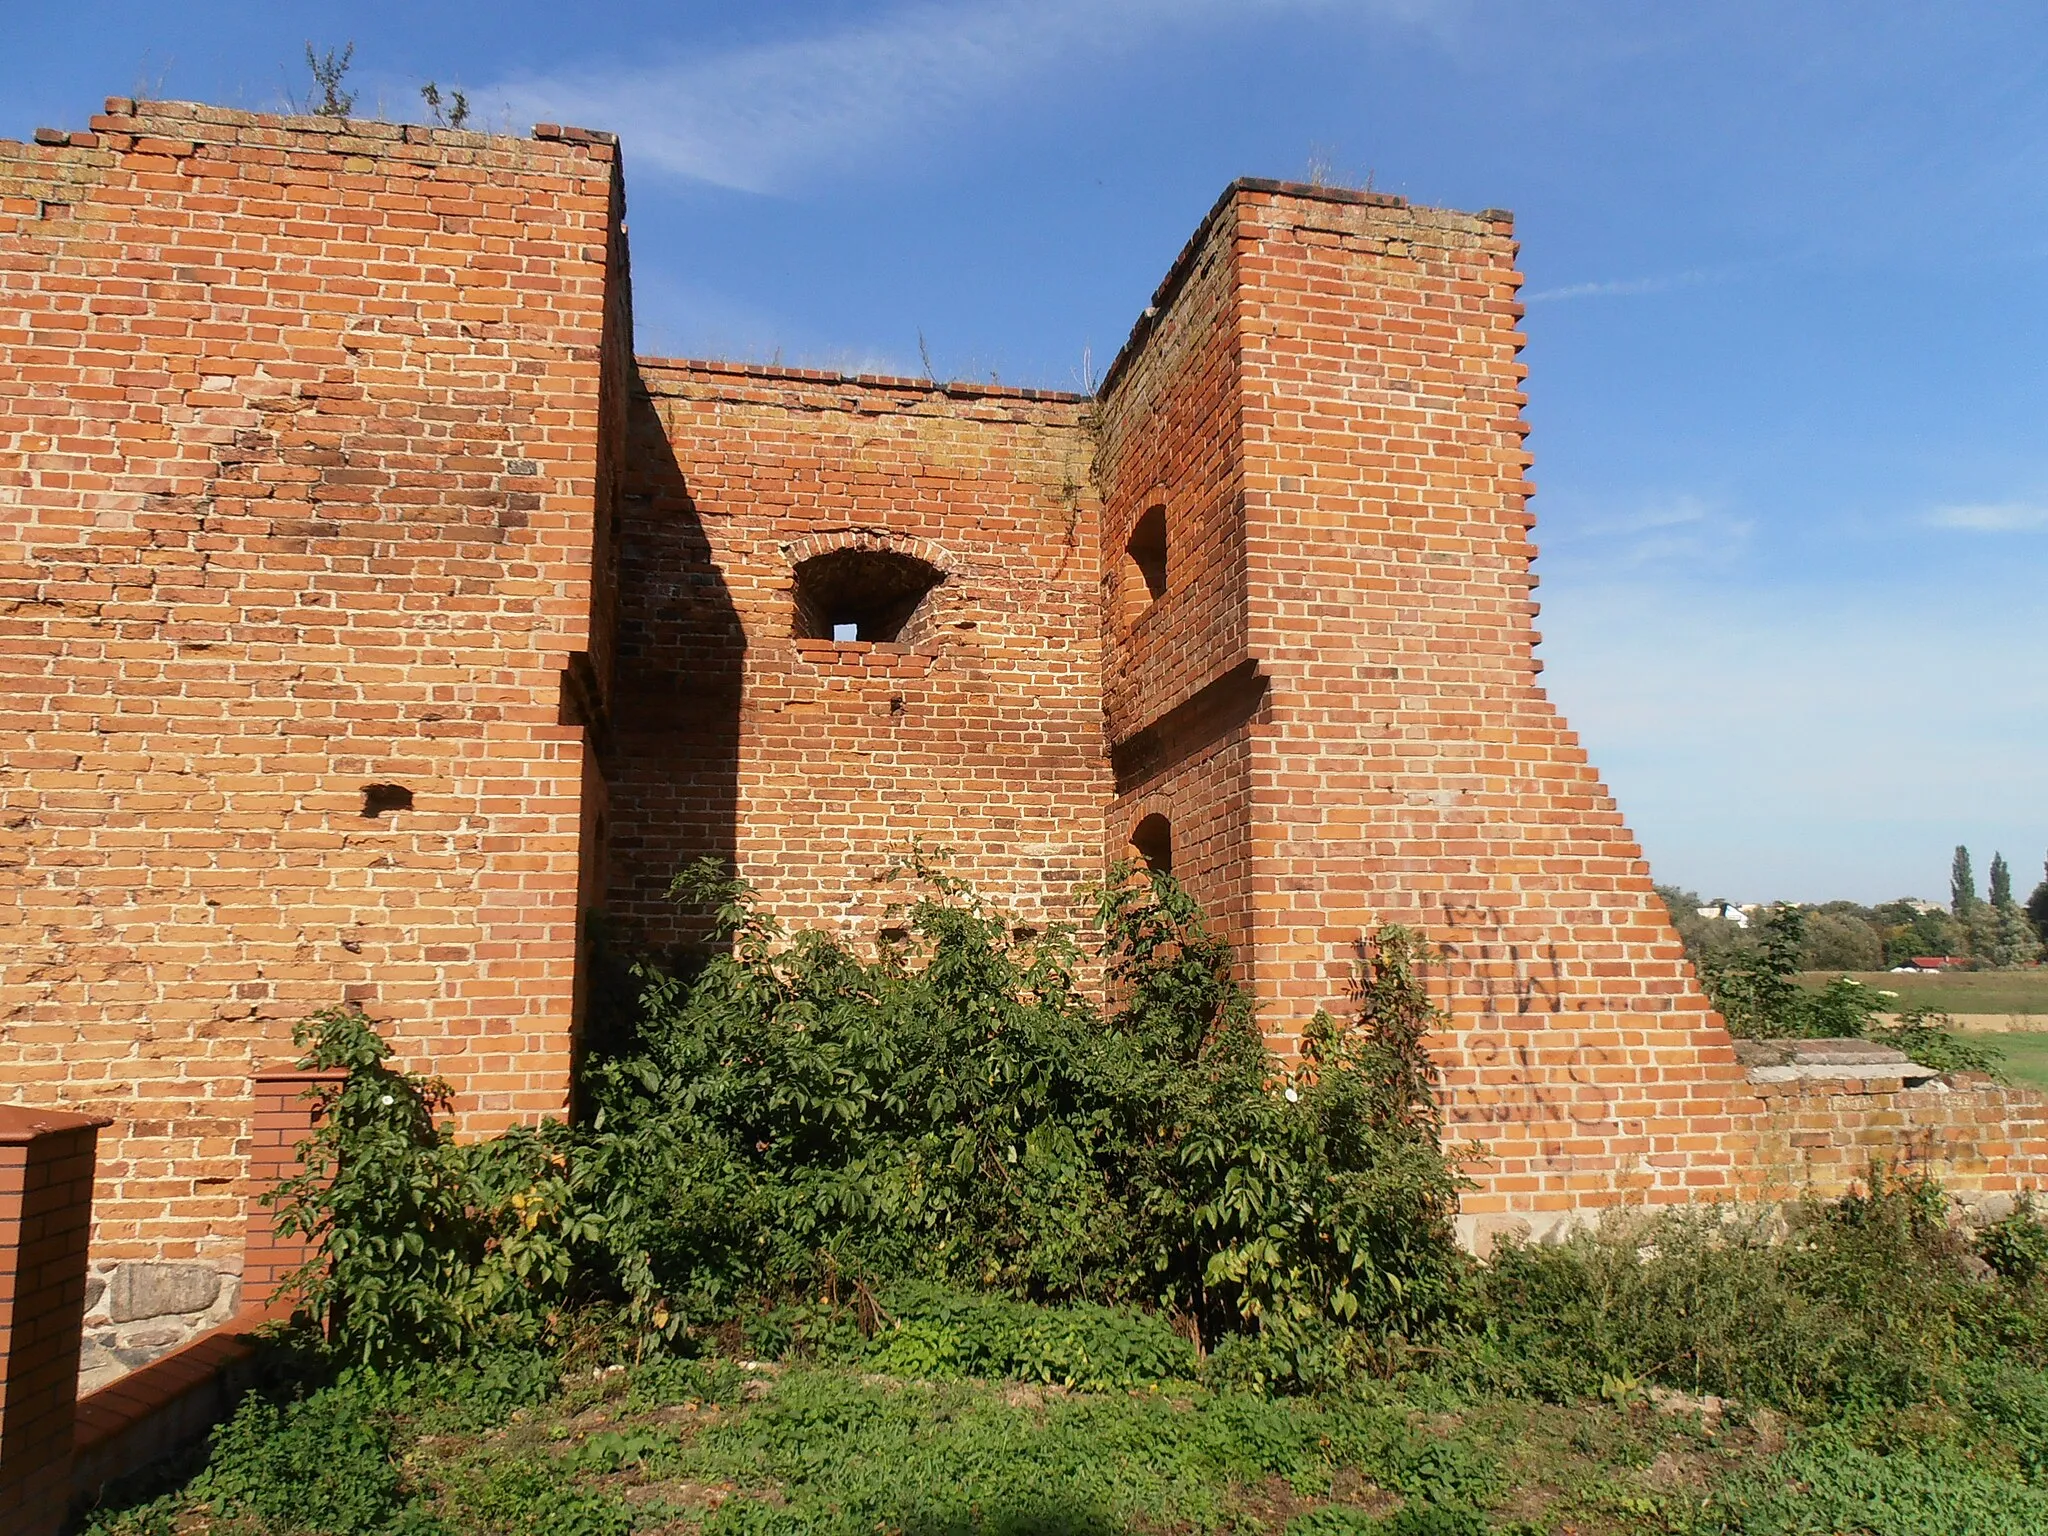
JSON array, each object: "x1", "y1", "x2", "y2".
[
  {"x1": 1751, "y1": 1074, "x2": 2048, "y2": 1203},
  {"x1": 1097, "y1": 185, "x2": 1773, "y2": 1232},
  {"x1": 609, "y1": 361, "x2": 1111, "y2": 950},
  {"x1": 1093, "y1": 195, "x2": 1261, "y2": 965},
  {"x1": 0, "y1": 102, "x2": 625, "y2": 1289}
]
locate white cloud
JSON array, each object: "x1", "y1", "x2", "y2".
[
  {"x1": 1537, "y1": 492, "x2": 1752, "y2": 570},
  {"x1": 481, "y1": 0, "x2": 1435, "y2": 194},
  {"x1": 1523, "y1": 260, "x2": 1764, "y2": 304},
  {"x1": 1927, "y1": 501, "x2": 2048, "y2": 531}
]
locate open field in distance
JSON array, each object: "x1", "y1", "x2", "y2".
[
  {"x1": 1954, "y1": 1029, "x2": 2048, "y2": 1092},
  {"x1": 1796, "y1": 969, "x2": 2048, "y2": 1018}
]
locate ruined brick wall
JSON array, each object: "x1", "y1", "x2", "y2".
[
  {"x1": 1751, "y1": 1074, "x2": 2048, "y2": 1207},
  {"x1": 9, "y1": 83, "x2": 2044, "y2": 1344},
  {"x1": 0, "y1": 102, "x2": 624, "y2": 1307},
  {"x1": 1092, "y1": 198, "x2": 1261, "y2": 968},
  {"x1": 609, "y1": 361, "x2": 1109, "y2": 950},
  {"x1": 1096, "y1": 183, "x2": 1763, "y2": 1238}
]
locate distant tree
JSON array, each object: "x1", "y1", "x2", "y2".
[
  {"x1": 1701, "y1": 904, "x2": 1806, "y2": 1036},
  {"x1": 1880, "y1": 906, "x2": 1964, "y2": 968},
  {"x1": 1978, "y1": 850, "x2": 2042, "y2": 969},
  {"x1": 1988, "y1": 902, "x2": 2043, "y2": 970},
  {"x1": 1801, "y1": 911, "x2": 1882, "y2": 972},
  {"x1": 2028, "y1": 854, "x2": 2048, "y2": 949},
  {"x1": 1655, "y1": 883, "x2": 1754, "y2": 971},
  {"x1": 1991, "y1": 851, "x2": 2014, "y2": 908},
  {"x1": 1952, "y1": 845, "x2": 1979, "y2": 918},
  {"x1": 1702, "y1": 903, "x2": 1893, "y2": 1038}
]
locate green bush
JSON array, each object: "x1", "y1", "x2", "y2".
[
  {"x1": 1452, "y1": 1167, "x2": 2048, "y2": 1418},
  {"x1": 1978, "y1": 1198, "x2": 2048, "y2": 1286},
  {"x1": 1870, "y1": 1016, "x2": 2007, "y2": 1077},
  {"x1": 573, "y1": 862, "x2": 1469, "y2": 1359},
  {"x1": 273, "y1": 862, "x2": 1467, "y2": 1377},
  {"x1": 265, "y1": 1008, "x2": 597, "y2": 1366}
]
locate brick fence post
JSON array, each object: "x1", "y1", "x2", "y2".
[
  {"x1": 0, "y1": 1104, "x2": 112, "y2": 1536},
  {"x1": 241, "y1": 1070, "x2": 349, "y2": 1316}
]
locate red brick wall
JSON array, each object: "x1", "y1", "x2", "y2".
[
  {"x1": 0, "y1": 101, "x2": 624, "y2": 1280},
  {"x1": 9, "y1": 89, "x2": 2043, "y2": 1287},
  {"x1": 1094, "y1": 183, "x2": 1763, "y2": 1235},
  {"x1": 608, "y1": 361, "x2": 1111, "y2": 951},
  {"x1": 238, "y1": 1069, "x2": 347, "y2": 1311},
  {"x1": 1753, "y1": 1074, "x2": 2048, "y2": 1203},
  {"x1": 0, "y1": 1106, "x2": 106, "y2": 1535},
  {"x1": 1093, "y1": 194, "x2": 1261, "y2": 965}
]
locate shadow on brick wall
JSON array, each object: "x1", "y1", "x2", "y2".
[{"x1": 603, "y1": 378, "x2": 745, "y2": 979}]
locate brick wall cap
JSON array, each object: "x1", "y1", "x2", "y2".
[
  {"x1": 1097, "y1": 176, "x2": 1513, "y2": 401},
  {"x1": 32, "y1": 96, "x2": 616, "y2": 172},
  {"x1": 635, "y1": 355, "x2": 1088, "y2": 406},
  {"x1": 0, "y1": 1102, "x2": 114, "y2": 1141}
]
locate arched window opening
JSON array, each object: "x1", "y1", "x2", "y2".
[
  {"x1": 1129, "y1": 813, "x2": 1172, "y2": 876},
  {"x1": 1125, "y1": 505, "x2": 1168, "y2": 605},
  {"x1": 792, "y1": 549, "x2": 944, "y2": 645}
]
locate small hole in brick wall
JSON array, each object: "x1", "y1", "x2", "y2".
[
  {"x1": 1126, "y1": 505, "x2": 1168, "y2": 604},
  {"x1": 1129, "y1": 814, "x2": 1172, "y2": 876},
  {"x1": 794, "y1": 549, "x2": 944, "y2": 644},
  {"x1": 361, "y1": 783, "x2": 413, "y2": 818}
]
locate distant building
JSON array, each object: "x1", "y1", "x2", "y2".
[
  {"x1": 1696, "y1": 900, "x2": 1752, "y2": 928},
  {"x1": 1893, "y1": 956, "x2": 1969, "y2": 973}
]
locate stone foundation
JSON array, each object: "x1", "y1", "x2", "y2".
[{"x1": 77, "y1": 1262, "x2": 241, "y2": 1394}]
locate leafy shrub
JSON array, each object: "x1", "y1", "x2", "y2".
[
  {"x1": 278, "y1": 861, "x2": 1468, "y2": 1374},
  {"x1": 1453, "y1": 1167, "x2": 2048, "y2": 1418},
  {"x1": 1870, "y1": 1016, "x2": 2007, "y2": 1077},
  {"x1": 829, "y1": 1282, "x2": 1199, "y2": 1388},
  {"x1": 1978, "y1": 1198, "x2": 2048, "y2": 1285},
  {"x1": 266, "y1": 1008, "x2": 597, "y2": 1366},
  {"x1": 1703, "y1": 906, "x2": 1897, "y2": 1039}
]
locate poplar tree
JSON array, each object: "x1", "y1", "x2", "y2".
[
  {"x1": 1991, "y1": 851, "x2": 2014, "y2": 909},
  {"x1": 1951, "y1": 845, "x2": 1978, "y2": 917}
]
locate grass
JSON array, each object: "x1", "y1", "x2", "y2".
[
  {"x1": 1953, "y1": 1028, "x2": 2048, "y2": 1091},
  {"x1": 72, "y1": 1350, "x2": 1806, "y2": 1536},
  {"x1": 1796, "y1": 968, "x2": 2048, "y2": 1017},
  {"x1": 83, "y1": 1345, "x2": 2048, "y2": 1536}
]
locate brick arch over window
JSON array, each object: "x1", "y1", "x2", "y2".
[{"x1": 782, "y1": 530, "x2": 963, "y2": 647}]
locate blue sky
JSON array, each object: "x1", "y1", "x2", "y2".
[{"x1": 8, "y1": 2, "x2": 2045, "y2": 904}]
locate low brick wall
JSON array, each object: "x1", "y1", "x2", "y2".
[
  {"x1": 1751, "y1": 1071, "x2": 2048, "y2": 1208},
  {"x1": 0, "y1": 1105, "x2": 109, "y2": 1536}
]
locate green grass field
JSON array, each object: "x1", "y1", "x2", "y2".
[
  {"x1": 1797, "y1": 968, "x2": 2048, "y2": 1017},
  {"x1": 1953, "y1": 1028, "x2": 2048, "y2": 1091}
]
